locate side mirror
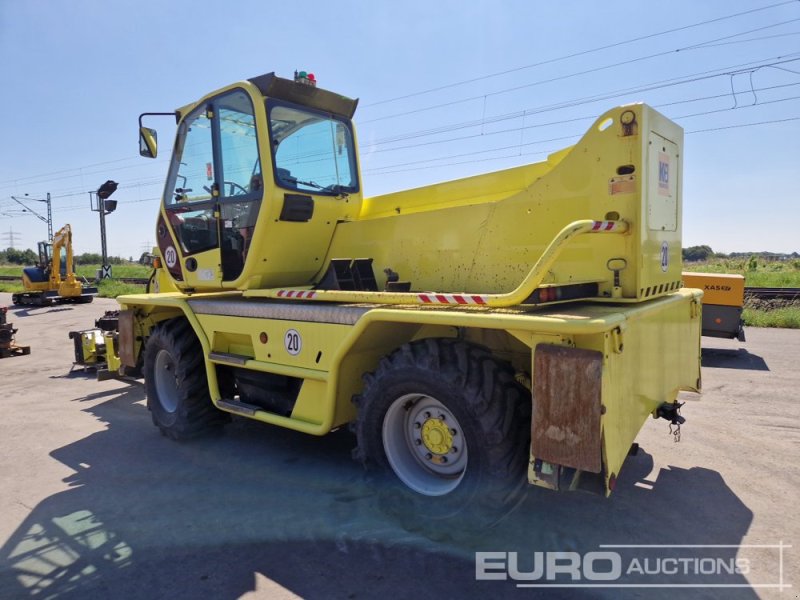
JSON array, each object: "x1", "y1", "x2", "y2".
[
  {"x1": 139, "y1": 126, "x2": 158, "y2": 158},
  {"x1": 104, "y1": 199, "x2": 118, "y2": 214}
]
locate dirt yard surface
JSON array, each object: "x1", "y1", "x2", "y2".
[{"x1": 0, "y1": 292, "x2": 797, "y2": 599}]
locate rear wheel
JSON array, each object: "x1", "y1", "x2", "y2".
[
  {"x1": 352, "y1": 338, "x2": 531, "y2": 528},
  {"x1": 144, "y1": 319, "x2": 229, "y2": 440}
]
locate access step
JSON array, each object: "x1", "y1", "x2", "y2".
[{"x1": 217, "y1": 398, "x2": 262, "y2": 416}]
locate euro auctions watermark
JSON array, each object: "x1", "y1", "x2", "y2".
[{"x1": 476, "y1": 543, "x2": 792, "y2": 590}]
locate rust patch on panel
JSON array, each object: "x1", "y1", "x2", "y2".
[
  {"x1": 532, "y1": 344, "x2": 603, "y2": 473},
  {"x1": 117, "y1": 310, "x2": 137, "y2": 368}
]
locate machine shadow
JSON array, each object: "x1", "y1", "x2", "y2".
[
  {"x1": 701, "y1": 347, "x2": 769, "y2": 371},
  {"x1": 0, "y1": 385, "x2": 756, "y2": 599}
]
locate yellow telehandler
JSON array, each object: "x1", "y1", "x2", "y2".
[{"x1": 85, "y1": 71, "x2": 701, "y2": 525}]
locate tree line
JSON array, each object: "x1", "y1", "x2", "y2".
[
  {"x1": 683, "y1": 246, "x2": 800, "y2": 262},
  {"x1": 0, "y1": 248, "x2": 127, "y2": 265}
]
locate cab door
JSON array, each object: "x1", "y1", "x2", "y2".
[
  {"x1": 215, "y1": 90, "x2": 263, "y2": 282},
  {"x1": 162, "y1": 89, "x2": 263, "y2": 288}
]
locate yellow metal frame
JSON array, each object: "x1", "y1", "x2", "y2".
[{"x1": 119, "y1": 285, "x2": 701, "y2": 496}]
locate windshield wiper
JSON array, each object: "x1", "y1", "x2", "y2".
[
  {"x1": 324, "y1": 184, "x2": 351, "y2": 198},
  {"x1": 293, "y1": 178, "x2": 324, "y2": 190}
]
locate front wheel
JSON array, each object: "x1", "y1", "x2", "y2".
[
  {"x1": 352, "y1": 339, "x2": 531, "y2": 527},
  {"x1": 144, "y1": 319, "x2": 229, "y2": 440}
]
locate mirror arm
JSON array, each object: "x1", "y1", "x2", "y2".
[{"x1": 139, "y1": 111, "x2": 180, "y2": 127}]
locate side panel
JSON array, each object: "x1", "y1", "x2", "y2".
[
  {"x1": 601, "y1": 291, "x2": 702, "y2": 485},
  {"x1": 529, "y1": 290, "x2": 702, "y2": 493},
  {"x1": 700, "y1": 304, "x2": 745, "y2": 340}
]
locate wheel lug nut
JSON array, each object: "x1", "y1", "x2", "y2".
[
  {"x1": 414, "y1": 422, "x2": 421, "y2": 429},
  {"x1": 425, "y1": 453, "x2": 432, "y2": 460},
  {"x1": 439, "y1": 414, "x2": 446, "y2": 420},
  {"x1": 450, "y1": 428, "x2": 457, "y2": 435},
  {"x1": 451, "y1": 446, "x2": 458, "y2": 453},
  {"x1": 441, "y1": 456, "x2": 448, "y2": 463},
  {"x1": 415, "y1": 439, "x2": 422, "y2": 445},
  {"x1": 424, "y1": 411, "x2": 431, "y2": 418}
]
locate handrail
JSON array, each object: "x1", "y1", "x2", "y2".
[{"x1": 245, "y1": 219, "x2": 629, "y2": 308}]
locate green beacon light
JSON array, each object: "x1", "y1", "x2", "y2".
[{"x1": 294, "y1": 70, "x2": 317, "y2": 87}]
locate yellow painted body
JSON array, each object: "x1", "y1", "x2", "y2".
[
  {"x1": 118, "y1": 287, "x2": 701, "y2": 492},
  {"x1": 116, "y1": 74, "x2": 702, "y2": 497},
  {"x1": 155, "y1": 91, "x2": 684, "y2": 304},
  {"x1": 77, "y1": 330, "x2": 105, "y2": 365},
  {"x1": 682, "y1": 272, "x2": 745, "y2": 307}
]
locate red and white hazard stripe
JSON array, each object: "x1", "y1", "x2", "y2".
[
  {"x1": 277, "y1": 290, "x2": 317, "y2": 299},
  {"x1": 590, "y1": 220, "x2": 623, "y2": 232},
  {"x1": 417, "y1": 293, "x2": 488, "y2": 306}
]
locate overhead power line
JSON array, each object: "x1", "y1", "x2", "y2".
[
  {"x1": 360, "y1": 20, "x2": 800, "y2": 125},
  {"x1": 367, "y1": 114, "x2": 800, "y2": 177},
  {"x1": 360, "y1": 55, "x2": 800, "y2": 151},
  {"x1": 362, "y1": 0, "x2": 800, "y2": 108},
  {"x1": 686, "y1": 115, "x2": 800, "y2": 133}
]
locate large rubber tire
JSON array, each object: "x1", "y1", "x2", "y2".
[
  {"x1": 352, "y1": 338, "x2": 531, "y2": 529},
  {"x1": 143, "y1": 319, "x2": 229, "y2": 440}
]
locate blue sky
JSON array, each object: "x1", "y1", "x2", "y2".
[{"x1": 0, "y1": 0, "x2": 798, "y2": 256}]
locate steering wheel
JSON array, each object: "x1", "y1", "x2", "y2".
[{"x1": 224, "y1": 181, "x2": 249, "y2": 196}]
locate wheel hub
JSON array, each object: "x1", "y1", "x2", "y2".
[
  {"x1": 382, "y1": 393, "x2": 468, "y2": 496},
  {"x1": 153, "y1": 348, "x2": 180, "y2": 413},
  {"x1": 421, "y1": 417, "x2": 453, "y2": 455}
]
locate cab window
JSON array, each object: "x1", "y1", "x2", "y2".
[
  {"x1": 218, "y1": 91, "x2": 262, "y2": 198},
  {"x1": 167, "y1": 110, "x2": 214, "y2": 205},
  {"x1": 268, "y1": 103, "x2": 358, "y2": 195}
]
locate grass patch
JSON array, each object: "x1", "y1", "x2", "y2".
[
  {"x1": 0, "y1": 263, "x2": 152, "y2": 279},
  {"x1": 97, "y1": 280, "x2": 146, "y2": 298},
  {"x1": 0, "y1": 282, "x2": 23, "y2": 293},
  {"x1": 75, "y1": 264, "x2": 152, "y2": 279},
  {"x1": 684, "y1": 257, "x2": 800, "y2": 287},
  {"x1": 743, "y1": 305, "x2": 800, "y2": 329}
]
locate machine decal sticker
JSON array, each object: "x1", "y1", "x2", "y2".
[
  {"x1": 277, "y1": 290, "x2": 317, "y2": 299},
  {"x1": 661, "y1": 242, "x2": 669, "y2": 272},
  {"x1": 164, "y1": 246, "x2": 178, "y2": 268},
  {"x1": 591, "y1": 220, "x2": 624, "y2": 232},
  {"x1": 284, "y1": 329, "x2": 302, "y2": 355},
  {"x1": 658, "y1": 152, "x2": 670, "y2": 196},
  {"x1": 418, "y1": 293, "x2": 488, "y2": 305}
]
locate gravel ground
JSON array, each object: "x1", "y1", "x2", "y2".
[{"x1": 0, "y1": 293, "x2": 797, "y2": 599}]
